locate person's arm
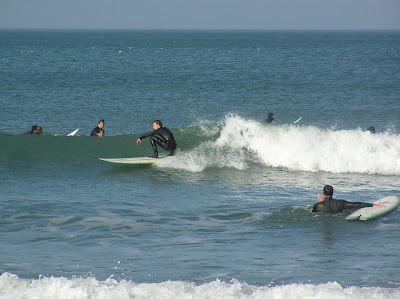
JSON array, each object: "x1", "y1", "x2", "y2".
[
  {"x1": 140, "y1": 129, "x2": 158, "y2": 140},
  {"x1": 317, "y1": 194, "x2": 324, "y2": 202},
  {"x1": 341, "y1": 200, "x2": 367, "y2": 210},
  {"x1": 341, "y1": 200, "x2": 384, "y2": 209},
  {"x1": 137, "y1": 130, "x2": 157, "y2": 145},
  {"x1": 373, "y1": 204, "x2": 385, "y2": 208}
]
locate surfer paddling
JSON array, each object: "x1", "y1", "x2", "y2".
[
  {"x1": 312, "y1": 185, "x2": 384, "y2": 214},
  {"x1": 136, "y1": 120, "x2": 177, "y2": 158}
]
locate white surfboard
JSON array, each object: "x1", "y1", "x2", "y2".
[
  {"x1": 67, "y1": 129, "x2": 79, "y2": 136},
  {"x1": 346, "y1": 195, "x2": 400, "y2": 221},
  {"x1": 54, "y1": 128, "x2": 79, "y2": 136},
  {"x1": 293, "y1": 116, "x2": 302, "y2": 124},
  {"x1": 99, "y1": 156, "x2": 171, "y2": 165}
]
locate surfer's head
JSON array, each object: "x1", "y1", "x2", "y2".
[
  {"x1": 323, "y1": 185, "x2": 334, "y2": 198},
  {"x1": 153, "y1": 120, "x2": 162, "y2": 130},
  {"x1": 97, "y1": 128, "x2": 104, "y2": 137},
  {"x1": 267, "y1": 113, "x2": 275, "y2": 121},
  {"x1": 98, "y1": 119, "x2": 105, "y2": 129}
]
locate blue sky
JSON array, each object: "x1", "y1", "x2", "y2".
[{"x1": 1, "y1": 0, "x2": 399, "y2": 30}]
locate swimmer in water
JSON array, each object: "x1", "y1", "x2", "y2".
[
  {"x1": 24, "y1": 125, "x2": 42, "y2": 135},
  {"x1": 367, "y1": 126, "x2": 376, "y2": 134},
  {"x1": 90, "y1": 119, "x2": 105, "y2": 136},
  {"x1": 265, "y1": 112, "x2": 275, "y2": 124}
]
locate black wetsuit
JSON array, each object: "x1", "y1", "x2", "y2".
[
  {"x1": 23, "y1": 130, "x2": 41, "y2": 135},
  {"x1": 265, "y1": 113, "x2": 275, "y2": 124},
  {"x1": 312, "y1": 198, "x2": 373, "y2": 214},
  {"x1": 90, "y1": 126, "x2": 104, "y2": 136},
  {"x1": 140, "y1": 127, "x2": 177, "y2": 156},
  {"x1": 24, "y1": 126, "x2": 40, "y2": 134}
]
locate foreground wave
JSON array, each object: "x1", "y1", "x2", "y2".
[
  {"x1": 1, "y1": 115, "x2": 399, "y2": 175},
  {"x1": 1, "y1": 273, "x2": 399, "y2": 299}
]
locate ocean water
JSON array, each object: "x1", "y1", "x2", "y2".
[{"x1": 1, "y1": 30, "x2": 400, "y2": 298}]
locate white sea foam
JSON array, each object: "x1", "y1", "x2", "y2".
[
  {"x1": 0, "y1": 273, "x2": 398, "y2": 299},
  {"x1": 161, "y1": 115, "x2": 400, "y2": 175}
]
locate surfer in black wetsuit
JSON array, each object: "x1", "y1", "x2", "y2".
[
  {"x1": 24, "y1": 125, "x2": 42, "y2": 135},
  {"x1": 312, "y1": 185, "x2": 383, "y2": 214},
  {"x1": 367, "y1": 126, "x2": 376, "y2": 134},
  {"x1": 136, "y1": 120, "x2": 177, "y2": 158},
  {"x1": 90, "y1": 119, "x2": 105, "y2": 136},
  {"x1": 264, "y1": 112, "x2": 275, "y2": 124}
]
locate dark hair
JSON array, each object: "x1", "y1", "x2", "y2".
[
  {"x1": 323, "y1": 185, "x2": 334, "y2": 197},
  {"x1": 99, "y1": 119, "x2": 105, "y2": 124},
  {"x1": 153, "y1": 120, "x2": 162, "y2": 127}
]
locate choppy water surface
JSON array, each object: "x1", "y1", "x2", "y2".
[{"x1": 1, "y1": 30, "x2": 399, "y2": 298}]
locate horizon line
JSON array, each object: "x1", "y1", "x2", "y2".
[{"x1": 1, "y1": 27, "x2": 400, "y2": 32}]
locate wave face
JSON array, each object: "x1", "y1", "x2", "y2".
[
  {"x1": 161, "y1": 115, "x2": 400, "y2": 175},
  {"x1": 1, "y1": 273, "x2": 399, "y2": 299},
  {"x1": 1, "y1": 115, "x2": 399, "y2": 175}
]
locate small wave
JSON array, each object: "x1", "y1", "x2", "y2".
[
  {"x1": 1, "y1": 116, "x2": 399, "y2": 175},
  {"x1": 1, "y1": 273, "x2": 398, "y2": 299}
]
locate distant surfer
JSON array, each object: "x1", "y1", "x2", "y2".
[
  {"x1": 312, "y1": 185, "x2": 384, "y2": 214},
  {"x1": 90, "y1": 119, "x2": 105, "y2": 136},
  {"x1": 24, "y1": 125, "x2": 42, "y2": 135},
  {"x1": 264, "y1": 112, "x2": 275, "y2": 124},
  {"x1": 367, "y1": 126, "x2": 376, "y2": 134},
  {"x1": 136, "y1": 120, "x2": 177, "y2": 158},
  {"x1": 97, "y1": 128, "x2": 104, "y2": 137}
]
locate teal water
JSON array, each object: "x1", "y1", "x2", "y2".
[{"x1": 1, "y1": 30, "x2": 400, "y2": 298}]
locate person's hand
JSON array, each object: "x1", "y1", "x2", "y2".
[
  {"x1": 317, "y1": 193, "x2": 324, "y2": 202},
  {"x1": 373, "y1": 204, "x2": 385, "y2": 208},
  {"x1": 136, "y1": 139, "x2": 142, "y2": 145}
]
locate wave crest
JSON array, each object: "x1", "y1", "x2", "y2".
[{"x1": 162, "y1": 115, "x2": 400, "y2": 175}]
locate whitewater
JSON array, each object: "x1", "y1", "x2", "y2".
[
  {"x1": 2, "y1": 273, "x2": 400, "y2": 299},
  {"x1": 162, "y1": 115, "x2": 400, "y2": 175}
]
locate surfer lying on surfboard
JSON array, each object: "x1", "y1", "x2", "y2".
[
  {"x1": 136, "y1": 120, "x2": 177, "y2": 158},
  {"x1": 313, "y1": 185, "x2": 384, "y2": 214}
]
